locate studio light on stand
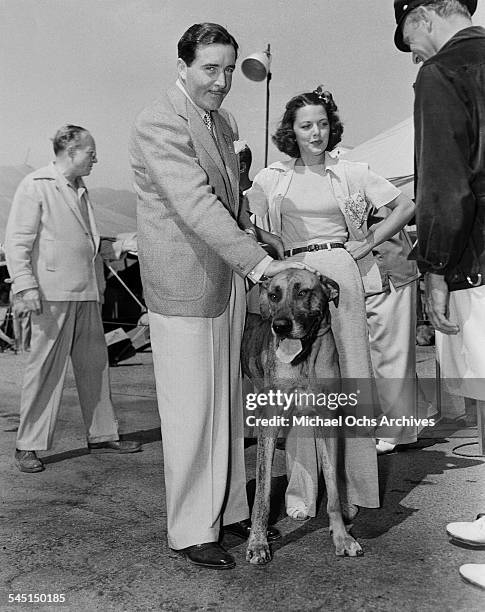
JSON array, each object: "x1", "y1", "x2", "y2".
[{"x1": 241, "y1": 44, "x2": 272, "y2": 167}]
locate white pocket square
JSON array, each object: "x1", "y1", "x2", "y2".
[{"x1": 234, "y1": 139, "x2": 248, "y2": 155}]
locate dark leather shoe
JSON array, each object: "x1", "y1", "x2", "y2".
[
  {"x1": 173, "y1": 542, "x2": 236, "y2": 569},
  {"x1": 88, "y1": 440, "x2": 142, "y2": 453},
  {"x1": 15, "y1": 450, "x2": 45, "y2": 473},
  {"x1": 223, "y1": 519, "x2": 281, "y2": 542}
]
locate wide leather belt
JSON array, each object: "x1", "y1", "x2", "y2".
[{"x1": 284, "y1": 242, "x2": 345, "y2": 257}]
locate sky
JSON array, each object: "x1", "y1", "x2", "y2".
[{"x1": 1, "y1": 0, "x2": 485, "y2": 190}]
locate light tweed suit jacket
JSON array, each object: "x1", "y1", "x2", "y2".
[
  {"x1": 130, "y1": 86, "x2": 267, "y2": 317},
  {"x1": 5, "y1": 163, "x2": 102, "y2": 301}
]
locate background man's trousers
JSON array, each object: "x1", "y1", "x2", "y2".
[
  {"x1": 148, "y1": 275, "x2": 249, "y2": 550},
  {"x1": 366, "y1": 280, "x2": 434, "y2": 444},
  {"x1": 16, "y1": 300, "x2": 119, "y2": 450},
  {"x1": 437, "y1": 284, "x2": 485, "y2": 401},
  {"x1": 366, "y1": 281, "x2": 418, "y2": 445}
]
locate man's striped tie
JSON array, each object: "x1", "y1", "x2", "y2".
[{"x1": 202, "y1": 111, "x2": 213, "y2": 132}]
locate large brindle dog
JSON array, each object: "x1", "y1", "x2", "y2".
[{"x1": 241, "y1": 268, "x2": 363, "y2": 564}]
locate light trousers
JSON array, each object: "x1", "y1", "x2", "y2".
[
  {"x1": 367, "y1": 281, "x2": 419, "y2": 445},
  {"x1": 148, "y1": 275, "x2": 249, "y2": 550},
  {"x1": 285, "y1": 249, "x2": 380, "y2": 515},
  {"x1": 16, "y1": 300, "x2": 119, "y2": 450},
  {"x1": 437, "y1": 284, "x2": 485, "y2": 401}
]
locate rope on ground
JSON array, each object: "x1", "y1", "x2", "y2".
[{"x1": 451, "y1": 441, "x2": 484, "y2": 458}]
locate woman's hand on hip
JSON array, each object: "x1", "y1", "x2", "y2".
[{"x1": 344, "y1": 240, "x2": 372, "y2": 260}]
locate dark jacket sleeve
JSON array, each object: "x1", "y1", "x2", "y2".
[{"x1": 414, "y1": 62, "x2": 475, "y2": 274}]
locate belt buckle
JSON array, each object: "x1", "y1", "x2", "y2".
[
  {"x1": 467, "y1": 273, "x2": 482, "y2": 287},
  {"x1": 307, "y1": 244, "x2": 316, "y2": 252}
]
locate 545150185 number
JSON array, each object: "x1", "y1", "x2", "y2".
[{"x1": 8, "y1": 594, "x2": 66, "y2": 603}]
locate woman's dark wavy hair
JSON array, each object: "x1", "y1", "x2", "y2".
[{"x1": 272, "y1": 88, "x2": 343, "y2": 158}]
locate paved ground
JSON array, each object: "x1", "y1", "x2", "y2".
[{"x1": 0, "y1": 347, "x2": 484, "y2": 611}]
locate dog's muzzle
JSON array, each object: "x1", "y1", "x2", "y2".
[{"x1": 272, "y1": 318, "x2": 293, "y2": 336}]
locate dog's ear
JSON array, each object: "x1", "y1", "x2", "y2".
[
  {"x1": 319, "y1": 275, "x2": 340, "y2": 308},
  {"x1": 258, "y1": 279, "x2": 272, "y2": 319}
]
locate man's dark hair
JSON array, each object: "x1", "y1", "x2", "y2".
[
  {"x1": 273, "y1": 90, "x2": 344, "y2": 158},
  {"x1": 177, "y1": 23, "x2": 238, "y2": 66},
  {"x1": 52, "y1": 124, "x2": 88, "y2": 155}
]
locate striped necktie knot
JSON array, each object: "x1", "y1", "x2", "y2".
[{"x1": 202, "y1": 111, "x2": 213, "y2": 132}]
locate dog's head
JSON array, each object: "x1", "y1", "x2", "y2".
[{"x1": 259, "y1": 268, "x2": 339, "y2": 341}]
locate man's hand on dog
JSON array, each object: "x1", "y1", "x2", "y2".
[{"x1": 262, "y1": 259, "x2": 319, "y2": 278}]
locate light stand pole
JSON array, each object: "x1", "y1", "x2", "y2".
[
  {"x1": 264, "y1": 45, "x2": 272, "y2": 167},
  {"x1": 241, "y1": 43, "x2": 272, "y2": 167}
]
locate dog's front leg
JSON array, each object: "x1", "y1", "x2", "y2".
[
  {"x1": 246, "y1": 428, "x2": 278, "y2": 564},
  {"x1": 319, "y1": 433, "x2": 363, "y2": 557}
]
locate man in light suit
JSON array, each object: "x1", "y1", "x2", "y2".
[
  {"x1": 130, "y1": 23, "x2": 308, "y2": 569},
  {"x1": 5, "y1": 125, "x2": 142, "y2": 474}
]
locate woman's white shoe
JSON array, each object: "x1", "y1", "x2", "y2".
[
  {"x1": 459, "y1": 564, "x2": 485, "y2": 589},
  {"x1": 376, "y1": 440, "x2": 396, "y2": 455},
  {"x1": 446, "y1": 516, "x2": 485, "y2": 547}
]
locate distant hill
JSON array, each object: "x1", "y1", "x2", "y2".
[
  {"x1": 0, "y1": 165, "x2": 34, "y2": 238},
  {"x1": 0, "y1": 165, "x2": 33, "y2": 197},
  {"x1": 89, "y1": 187, "x2": 136, "y2": 237},
  {"x1": 90, "y1": 187, "x2": 136, "y2": 220},
  {"x1": 0, "y1": 166, "x2": 136, "y2": 241}
]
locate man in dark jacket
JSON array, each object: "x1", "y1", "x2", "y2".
[{"x1": 393, "y1": 0, "x2": 485, "y2": 590}]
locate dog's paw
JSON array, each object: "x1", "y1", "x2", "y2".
[
  {"x1": 333, "y1": 532, "x2": 363, "y2": 557},
  {"x1": 246, "y1": 539, "x2": 273, "y2": 565}
]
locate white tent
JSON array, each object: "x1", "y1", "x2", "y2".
[{"x1": 342, "y1": 117, "x2": 414, "y2": 198}]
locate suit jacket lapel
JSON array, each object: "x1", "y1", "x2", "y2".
[
  {"x1": 53, "y1": 173, "x2": 98, "y2": 253},
  {"x1": 212, "y1": 111, "x2": 239, "y2": 210},
  {"x1": 55, "y1": 176, "x2": 93, "y2": 236},
  {"x1": 186, "y1": 103, "x2": 230, "y2": 184},
  {"x1": 85, "y1": 192, "x2": 100, "y2": 253},
  {"x1": 167, "y1": 87, "x2": 237, "y2": 213}
]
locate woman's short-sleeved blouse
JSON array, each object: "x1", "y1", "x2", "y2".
[{"x1": 280, "y1": 163, "x2": 348, "y2": 247}]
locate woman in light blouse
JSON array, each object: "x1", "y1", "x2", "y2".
[{"x1": 246, "y1": 87, "x2": 415, "y2": 521}]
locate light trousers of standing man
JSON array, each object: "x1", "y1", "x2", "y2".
[
  {"x1": 16, "y1": 300, "x2": 119, "y2": 450},
  {"x1": 148, "y1": 274, "x2": 249, "y2": 550}
]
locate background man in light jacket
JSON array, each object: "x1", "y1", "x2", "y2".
[
  {"x1": 130, "y1": 22, "x2": 308, "y2": 570},
  {"x1": 5, "y1": 125, "x2": 142, "y2": 474}
]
